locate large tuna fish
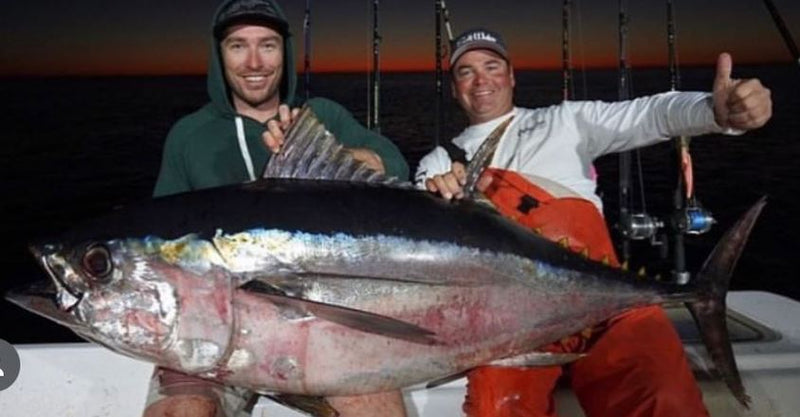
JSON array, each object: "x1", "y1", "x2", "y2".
[{"x1": 7, "y1": 108, "x2": 761, "y2": 413}]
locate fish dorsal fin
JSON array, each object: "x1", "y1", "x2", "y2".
[
  {"x1": 262, "y1": 105, "x2": 402, "y2": 186},
  {"x1": 463, "y1": 115, "x2": 514, "y2": 199}
]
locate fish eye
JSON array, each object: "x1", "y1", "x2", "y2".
[{"x1": 82, "y1": 244, "x2": 113, "y2": 282}]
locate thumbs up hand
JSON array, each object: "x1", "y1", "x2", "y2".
[{"x1": 712, "y1": 52, "x2": 772, "y2": 130}]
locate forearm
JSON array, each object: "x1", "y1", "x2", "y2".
[
  {"x1": 328, "y1": 390, "x2": 407, "y2": 417},
  {"x1": 359, "y1": 132, "x2": 409, "y2": 179},
  {"x1": 143, "y1": 368, "x2": 254, "y2": 417},
  {"x1": 647, "y1": 91, "x2": 732, "y2": 137},
  {"x1": 582, "y1": 91, "x2": 730, "y2": 156}
]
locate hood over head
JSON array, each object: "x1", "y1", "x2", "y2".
[{"x1": 207, "y1": 0, "x2": 298, "y2": 117}]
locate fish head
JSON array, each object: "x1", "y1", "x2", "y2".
[
  {"x1": 11, "y1": 234, "x2": 238, "y2": 374},
  {"x1": 8, "y1": 239, "x2": 179, "y2": 362}
]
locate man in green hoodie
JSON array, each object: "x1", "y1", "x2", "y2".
[
  {"x1": 147, "y1": 0, "x2": 409, "y2": 416},
  {"x1": 153, "y1": 0, "x2": 408, "y2": 197}
]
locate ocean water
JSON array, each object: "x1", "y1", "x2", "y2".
[{"x1": 1, "y1": 65, "x2": 798, "y2": 343}]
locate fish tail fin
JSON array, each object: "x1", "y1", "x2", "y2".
[{"x1": 687, "y1": 196, "x2": 767, "y2": 409}]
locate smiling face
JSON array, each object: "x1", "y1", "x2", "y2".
[
  {"x1": 451, "y1": 49, "x2": 515, "y2": 125},
  {"x1": 220, "y1": 24, "x2": 284, "y2": 119}
]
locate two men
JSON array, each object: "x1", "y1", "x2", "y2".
[
  {"x1": 416, "y1": 28, "x2": 771, "y2": 417},
  {"x1": 150, "y1": 0, "x2": 408, "y2": 416},
  {"x1": 151, "y1": 0, "x2": 773, "y2": 414}
]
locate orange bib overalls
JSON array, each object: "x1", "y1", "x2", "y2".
[{"x1": 464, "y1": 168, "x2": 708, "y2": 417}]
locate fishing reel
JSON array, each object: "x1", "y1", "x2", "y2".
[
  {"x1": 620, "y1": 212, "x2": 664, "y2": 244},
  {"x1": 674, "y1": 204, "x2": 715, "y2": 235},
  {"x1": 664, "y1": 204, "x2": 715, "y2": 286}
]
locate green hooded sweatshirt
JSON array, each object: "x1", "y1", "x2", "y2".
[{"x1": 153, "y1": 0, "x2": 409, "y2": 197}]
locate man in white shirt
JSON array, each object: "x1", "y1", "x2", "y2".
[{"x1": 416, "y1": 28, "x2": 771, "y2": 417}]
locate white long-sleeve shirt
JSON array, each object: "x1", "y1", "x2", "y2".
[{"x1": 415, "y1": 91, "x2": 734, "y2": 211}]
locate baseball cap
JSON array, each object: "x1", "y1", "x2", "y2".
[
  {"x1": 449, "y1": 28, "x2": 509, "y2": 67},
  {"x1": 214, "y1": 0, "x2": 289, "y2": 39}
]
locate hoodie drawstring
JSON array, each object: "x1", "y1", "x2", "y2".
[{"x1": 235, "y1": 116, "x2": 257, "y2": 181}]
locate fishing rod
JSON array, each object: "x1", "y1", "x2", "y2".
[
  {"x1": 665, "y1": 0, "x2": 715, "y2": 284},
  {"x1": 435, "y1": 0, "x2": 444, "y2": 147},
  {"x1": 762, "y1": 0, "x2": 800, "y2": 67},
  {"x1": 303, "y1": 0, "x2": 311, "y2": 100},
  {"x1": 434, "y1": 0, "x2": 455, "y2": 147},
  {"x1": 562, "y1": 1, "x2": 589, "y2": 102},
  {"x1": 666, "y1": 0, "x2": 689, "y2": 284},
  {"x1": 666, "y1": 0, "x2": 679, "y2": 92},
  {"x1": 615, "y1": 0, "x2": 664, "y2": 268},
  {"x1": 616, "y1": 0, "x2": 714, "y2": 282},
  {"x1": 562, "y1": 0, "x2": 573, "y2": 101},
  {"x1": 369, "y1": 0, "x2": 382, "y2": 133},
  {"x1": 616, "y1": 0, "x2": 634, "y2": 264}
]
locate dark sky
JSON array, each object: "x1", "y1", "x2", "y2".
[{"x1": 1, "y1": 0, "x2": 798, "y2": 76}]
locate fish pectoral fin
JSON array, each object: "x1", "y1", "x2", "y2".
[
  {"x1": 488, "y1": 352, "x2": 586, "y2": 367},
  {"x1": 265, "y1": 394, "x2": 338, "y2": 417},
  {"x1": 239, "y1": 281, "x2": 440, "y2": 345}
]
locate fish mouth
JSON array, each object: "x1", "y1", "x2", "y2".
[
  {"x1": 4, "y1": 243, "x2": 87, "y2": 331},
  {"x1": 5, "y1": 280, "x2": 86, "y2": 331},
  {"x1": 28, "y1": 243, "x2": 83, "y2": 308}
]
